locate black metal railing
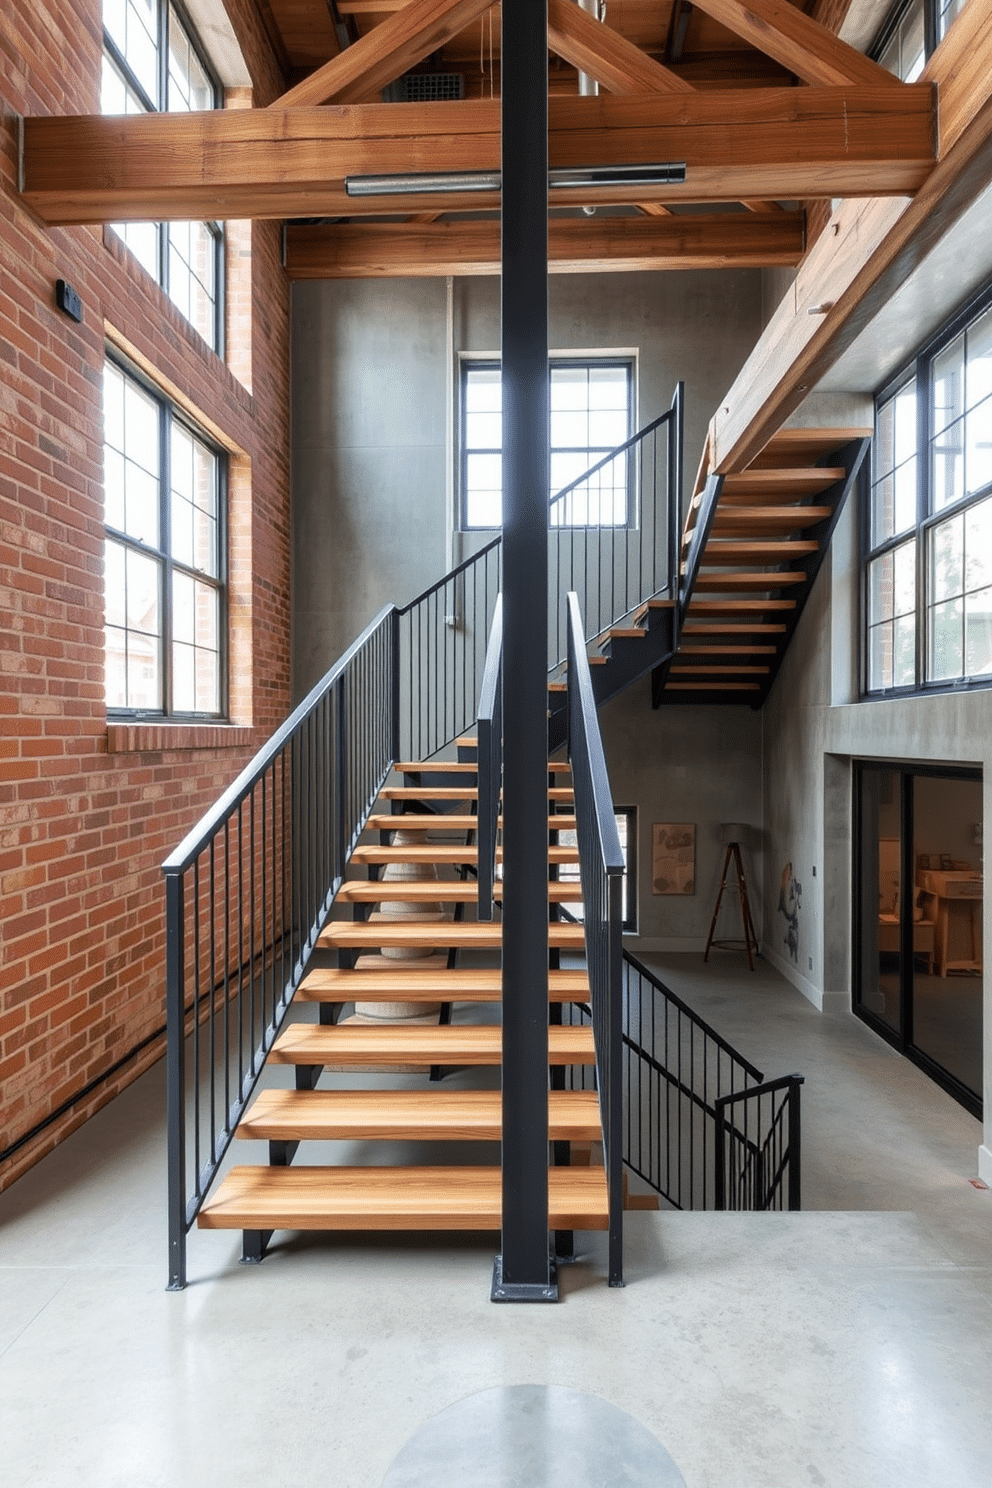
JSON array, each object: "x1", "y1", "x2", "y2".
[
  {"x1": 395, "y1": 538, "x2": 502, "y2": 763},
  {"x1": 163, "y1": 390, "x2": 688, "y2": 1288},
  {"x1": 550, "y1": 383, "x2": 683, "y2": 669},
  {"x1": 560, "y1": 947, "x2": 803, "y2": 1214},
  {"x1": 565, "y1": 592, "x2": 625, "y2": 1285},
  {"x1": 163, "y1": 606, "x2": 395, "y2": 1290},
  {"x1": 620, "y1": 951, "x2": 765, "y2": 1211},
  {"x1": 476, "y1": 595, "x2": 503, "y2": 921},
  {"x1": 715, "y1": 1074, "x2": 804, "y2": 1211},
  {"x1": 393, "y1": 386, "x2": 685, "y2": 765}
]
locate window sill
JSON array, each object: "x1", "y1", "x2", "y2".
[{"x1": 106, "y1": 723, "x2": 253, "y2": 754}]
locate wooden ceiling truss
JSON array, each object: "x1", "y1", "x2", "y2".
[{"x1": 20, "y1": 0, "x2": 940, "y2": 279}]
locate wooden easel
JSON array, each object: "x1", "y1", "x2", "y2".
[{"x1": 704, "y1": 841, "x2": 759, "y2": 970}]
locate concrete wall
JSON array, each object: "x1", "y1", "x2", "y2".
[
  {"x1": 291, "y1": 268, "x2": 765, "y2": 696},
  {"x1": 598, "y1": 680, "x2": 764, "y2": 951},
  {"x1": 760, "y1": 457, "x2": 992, "y2": 1173}
]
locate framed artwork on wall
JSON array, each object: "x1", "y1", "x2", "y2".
[{"x1": 652, "y1": 823, "x2": 696, "y2": 895}]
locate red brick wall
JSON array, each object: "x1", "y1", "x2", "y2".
[{"x1": 0, "y1": 0, "x2": 292, "y2": 1188}]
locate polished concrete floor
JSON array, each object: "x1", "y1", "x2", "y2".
[{"x1": 2, "y1": 954, "x2": 991, "y2": 1488}]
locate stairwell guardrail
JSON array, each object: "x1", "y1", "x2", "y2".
[
  {"x1": 565, "y1": 591, "x2": 625, "y2": 1286},
  {"x1": 394, "y1": 383, "x2": 685, "y2": 765},
  {"x1": 550, "y1": 383, "x2": 683, "y2": 669},
  {"x1": 715, "y1": 1074, "x2": 804, "y2": 1211},
  {"x1": 560, "y1": 945, "x2": 803, "y2": 1214},
  {"x1": 476, "y1": 596, "x2": 503, "y2": 921},
  {"x1": 163, "y1": 389, "x2": 686, "y2": 1288},
  {"x1": 163, "y1": 606, "x2": 396, "y2": 1290}
]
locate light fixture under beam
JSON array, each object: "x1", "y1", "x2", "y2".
[{"x1": 344, "y1": 163, "x2": 687, "y2": 197}]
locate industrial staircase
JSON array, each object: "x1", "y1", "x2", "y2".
[
  {"x1": 654, "y1": 425, "x2": 871, "y2": 706},
  {"x1": 164, "y1": 391, "x2": 827, "y2": 1291},
  {"x1": 197, "y1": 750, "x2": 612, "y2": 1249}
]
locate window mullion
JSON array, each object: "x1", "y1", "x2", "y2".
[
  {"x1": 158, "y1": 0, "x2": 169, "y2": 111},
  {"x1": 161, "y1": 402, "x2": 173, "y2": 716}
]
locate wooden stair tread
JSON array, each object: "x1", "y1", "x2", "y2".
[
  {"x1": 317, "y1": 920, "x2": 586, "y2": 950},
  {"x1": 681, "y1": 622, "x2": 787, "y2": 635},
  {"x1": 394, "y1": 761, "x2": 478, "y2": 774},
  {"x1": 686, "y1": 598, "x2": 796, "y2": 613},
  {"x1": 269, "y1": 1022, "x2": 596, "y2": 1067},
  {"x1": 350, "y1": 844, "x2": 580, "y2": 865},
  {"x1": 237, "y1": 1088, "x2": 602, "y2": 1142},
  {"x1": 721, "y1": 467, "x2": 845, "y2": 491},
  {"x1": 381, "y1": 787, "x2": 574, "y2": 801},
  {"x1": 336, "y1": 880, "x2": 583, "y2": 903},
  {"x1": 663, "y1": 681, "x2": 762, "y2": 691},
  {"x1": 297, "y1": 967, "x2": 591, "y2": 1003},
  {"x1": 669, "y1": 663, "x2": 770, "y2": 675},
  {"x1": 691, "y1": 539, "x2": 820, "y2": 562},
  {"x1": 197, "y1": 1164, "x2": 610, "y2": 1231},
  {"x1": 710, "y1": 505, "x2": 833, "y2": 530},
  {"x1": 690, "y1": 572, "x2": 808, "y2": 589},
  {"x1": 365, "y1": 814, "x2": 577, "y2": 832},
  {"x1": 753, "y1": 427, "x2": 870, "y2": 464},
  {"x1": 678, "y1": 644, "x2": 778, "y2": 655},
  {"x1": 394, "y1": 760, "x2": 571, "y2": 775}
]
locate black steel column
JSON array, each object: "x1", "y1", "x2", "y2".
[{"x1": 492, "y1": 0, "x2": 554, "y2": 1301}]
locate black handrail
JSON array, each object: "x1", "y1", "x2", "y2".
[
  {"x1": 163, "y1": 391, "x2": 687, "y2": 1287},
  {"x1": 558, "y1": 942, "x2": 801, "y2": 1212},
  {"x1": 476, "y1": 596, "x2": 503, "y2": 921},
  {"x1": 715, "y1": 1074, "x2": 804, "y2": 1211},
  {"x1": 620, "y1": 951, "x2": 765, "y2": 1211},
  {"x1": 565, "y1": 591, "x2": 625, "y2": 1286},
  {"x1": 390, "y1": 390, "x2": 684, "y2": 764},
  {"x1": 549, "y1": 386, "x2": 683, "y2": 670},
  {"x1": 164, "y1": 605, "x2": 395, "y2": 1289},
  {"x1": 395, "y1": 539, "x2": 502, "y2": 762}
]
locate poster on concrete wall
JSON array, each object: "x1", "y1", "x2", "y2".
[{"x1": 652, "y1": 823, "x2": 695, "y2": 895}]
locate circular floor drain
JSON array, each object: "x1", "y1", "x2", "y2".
[{"x1": 381, "y1": 1384, "x2": 686, "y2": 1487}]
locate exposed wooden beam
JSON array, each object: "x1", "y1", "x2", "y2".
[
  {"x1": 546, "y1": 0, "x2": 693, "y2": 94},
  {"x1": 284, "y1": 211, "x2": 805, "y2": 277},
  {"x1": 20, "y1": 88, "x2": 936, "y2": 224},
  {"x1": 270, "y1": 0, "x2": 495, "y2": 108},
  {"x1": 689, "y1": 0, "x2": 899, "y2": 88},
  {"x1": 709, "y1": 2, "x2": 992, "y2": 472}
]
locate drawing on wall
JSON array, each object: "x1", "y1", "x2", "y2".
[
  {"x1": 652, "y1": 823, "x2": 695, "y2": 895},
  {"x1": 777, "y1": 861, "x2": 802, "y2": 962}
]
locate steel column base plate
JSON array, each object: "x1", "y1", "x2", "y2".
[{"x1": 490, "y1": 1253, "x2": 559, "y2": 1303}]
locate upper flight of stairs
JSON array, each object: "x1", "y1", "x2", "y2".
[
  {"x1": 198, "y1": 748, "x2": 611, "y2": 1245},
  {"x1": 653, "y1": 426, "x2": 871, "y2": 707}
]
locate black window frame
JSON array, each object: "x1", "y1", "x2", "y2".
[
  {"x1": 459, "y1": 356, "x2": 635, "y2": 531},
  {"x1": 870, "y1": 0, "x2": 966, "y2": 74},
  {"x1": 862, "y1": 274, "x2": 992, "y2": 701},
  {"x1": 851, "y1": 759, "x2": 983, "y2": 1119},
  {"x1": 104, "y1": 350, "x2": 229, "y2": 721},
  {"x1": 102, "y1": 0, "x2": 226, "y2": 356}
]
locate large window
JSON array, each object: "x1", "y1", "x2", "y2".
[
  {"x1": 461, "y1": 359, "x2": 633, "y2": 529},
  {"x1": 866, "y1": 286, "x2": 992, "y2": 695},
  {"x1": 104, "y1": 357, "x2": 225, "y2": 716},
  {"x1": 873, "y1": 0, "x2": 966, "y2": 79},
  {"x1": 101, "y1": 0, "x2": 224, "y2": 351}
]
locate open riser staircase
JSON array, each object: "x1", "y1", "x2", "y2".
[
  {"x1": 197, "y1": 749, "x2": 611, "y2": 1250},
  {"x1": 164, "y1": 387, "x2": 823, "y2": 1290}
]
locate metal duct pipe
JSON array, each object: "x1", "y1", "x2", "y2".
[
  {"x1": 578, "y1": 0, "x2": 601, "y2": 213},
  {"x1": 577, "y1": 0, "x2": 601, "y2": 96}
]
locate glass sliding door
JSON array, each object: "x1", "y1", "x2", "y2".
[
  {"x1": 912, "y1": 774, "x2": 983, "y2": 1098},
  {"x1": 856, "y1": 766, "x2": 905, "y2": 1036},
  {"x1": 854, "y1": 762, "x2": 983, "y2": 1117}
]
